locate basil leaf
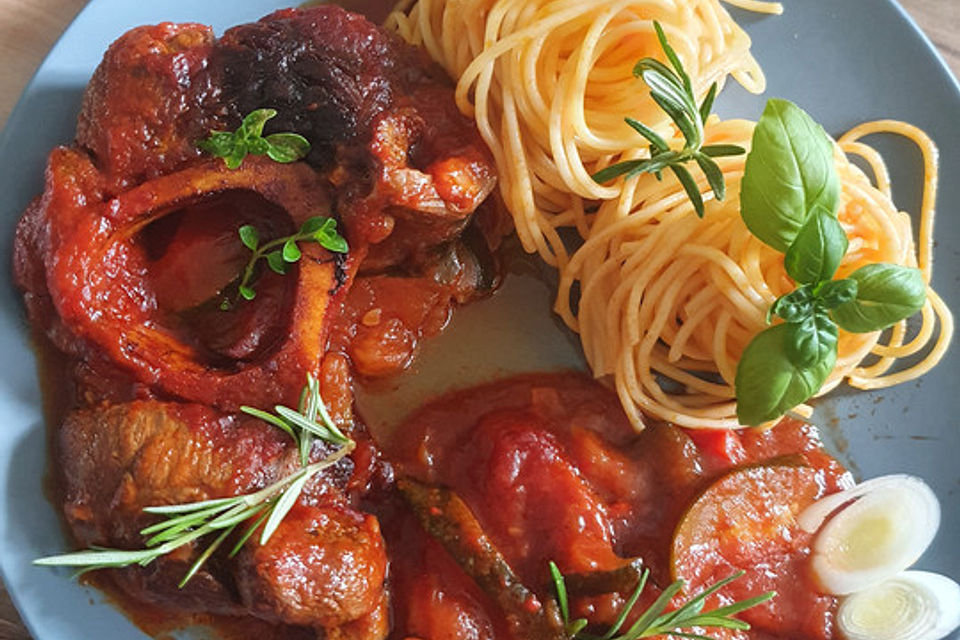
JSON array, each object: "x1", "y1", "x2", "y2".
[
  {"x1": 735, "y1": 323, "x2": 836, "y2": 426},
  {"x1": 783, "y1": 204, "x2": 848, "y2": 284},
  {"x1": 831, "y1": 263, "x2": 926, "y2": 332},
  {"x1": 785, "y1": 311, "x2": 838, "y2": 368},
  {"x1": 740, "y1": 99, "x2": 840, "y2": 252},
  {"x1": 814, "y1": 278, "x2": 858, "y2": 310},
  {"x1": 769, "y1": 285, "x2": 815, "y2": 323},
  {"x1": 265, "y1": 133, "x2": 311, "y2": 164},
  {"x1": 240, "y1": 108, "x2": 277, "y2": 140},
  {"x1": 238, "y1": 225, "x2": 260, "y2": 251}
]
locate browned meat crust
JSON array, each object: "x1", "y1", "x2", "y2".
[{"x1": 12, "y1": 5, "x2": 498, "y2": 638}]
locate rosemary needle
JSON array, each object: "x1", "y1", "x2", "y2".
[
  {"x1": 35, "y1": 376, "x2": 354, "y2": 587},
  {"x1": 591, "y1": 21, "x2": 745, "y2": 218},
  {"x1": 549, "y1": 562, "x2": 775, "y2": 640}
]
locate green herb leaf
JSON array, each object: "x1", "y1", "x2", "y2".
[
  {"x1": 316, "y1": 219, "x2": 349, "y2": 254},
  {"x1": 224, "y1": 149, "x2": 248, "y2": 170},
  {"x1": 642, "y1": 68, "x2": 700, "y2": 148},
  {"x1": 240, "y1": 108, "x2": 277, "y2": 139},
  {"x1": 785, "y1": 311, "x2": 838, "y2": 368},
  {"x1": 299, "y1": 216, "x2": 328, "y2": 235},
  {"x1": 266, "y1": 250, "x2": 288, "y2": 275},
  {"x1": 740, "y1": 99, "x2": 840, "y2": 252},
  {"x1": 652, "y1": 21, "x2": 692, "y2": 93},
  {"x1": 260, "y1": 470, "x2": 311, "y2": 545},
  {"x1": 246, "y1": 137, "x2": 270, "y2": 156},
  {"x1": 238, "y1": 225, "x2": 260, "y2": 251},
  {"x1": 34, "y1": 379, "x2": 357, "y2": 587},
  {"x1": 282, "y1": 239, "x2": 302, "y2": 262},
  {"x1": 700, "y1": 144, "x2": 746, "y2": 158},
  {"x1": 265, "y1": 133, "x2": 311, "y2": 164},
  {"x1": 226, "y1": 216, "x2": 348, "y2": 306},
  {"x1": 735, "y1": 323, "x2": 837, "y2": 426},
  {"x1": 549, "y1": 561, "x2": 773, "y2": 640},
  {"x1": 593, "y1": 23, "x2": 740, "y2": 220},
  {"x1": 198, "y1": 108, "x2": 310, "y2": 170},
  {"x1": 769, "y1": 285, "x2": 815, "y2": 324},
  {"x1": 783, "y1": 204, "x2": 848, "y2": 284},
  {"x1": 671, "y1": 164, "x2": 705, "y2": 218},
  {"x1": 625, "y1": 117, "x2": 669, "y2": 152},
  {"x1": 699, "y1": 82, "x2": 718, "y2": 123},
  {"x1": 197, "y1": 131, "x2": 237, "y2": 157},
  {"x1": 695, "y1": 153, "x2": 726, "y2": 201},
  {"x1": 548, "y1": 562, "x2": 571, "y2": 625},
  {"x1": 831, "y1": 263, "x2": 926, "y2": 333},
  {"x1": 814, "y1": 278, "x2": 858, "y2": 310}
]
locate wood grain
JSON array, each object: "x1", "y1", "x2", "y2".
[{"x1": 0, "y1": 0, "x2": 957, "y2": 638}]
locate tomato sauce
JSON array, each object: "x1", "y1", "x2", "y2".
[{"x1": 381, "y1": 373, "x2": 852, "y2": 640}]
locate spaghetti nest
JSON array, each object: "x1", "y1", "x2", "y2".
[
  {"x1": 555, "y1": 118, "x2": 953, "y2": 429},
  {"x1": 386, "y1": 0, "x2": 778, "y2": 267}
]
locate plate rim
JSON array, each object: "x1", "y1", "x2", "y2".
[{"x1": 2, "y1": 0, "x2": 959, "y2": 638}]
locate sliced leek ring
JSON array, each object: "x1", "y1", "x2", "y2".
[
  {"x1": 799, "y1": 475, "x2": 940, "y2": 595},
  {"x1": 838, "y1": 571, "x2": 960, "y2": 640}
]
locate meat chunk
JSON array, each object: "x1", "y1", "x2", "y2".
[
  {"x1": 213, "y1": 6, "x2": 496, "y2": 270},
  {"x1": 77, "y1": 23, "x2": 223, "y2": 190},
  {"x1": 60, "y1": 401, "x2": 293, "y2": 613},
  {"x1": 20, "y1": 149, "x2": 348, "y2": 411},
  {"x1": 214, "y1": 6, "x2": 449, "y2": 167},
  {"x1": 58, "y1": 400, "x2": 387, "y2": 633},
  {"x1": 14, "y1": 6, "x2": 498, "y2": 636},
  {"x1": 236, "y1": 505, "x2": 388, "y2": 634},
  {"x1": 18, "y1": 6, "x2": 498, "y2": 410}
]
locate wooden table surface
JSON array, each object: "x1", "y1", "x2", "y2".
[{"x1": 0, "y1": 0, "x2": 958, "y2": 638}]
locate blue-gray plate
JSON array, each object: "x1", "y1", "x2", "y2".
[{"x1": 0, "y1": 1, "x2": 957, "y2": 638}]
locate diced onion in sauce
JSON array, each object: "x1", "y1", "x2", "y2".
[
  {"x1": 799, "y1": 475, "x2": 940, "y2": 595},
  {"x1": 838, "y1": 571, "x2": 960, "y2": 640}
]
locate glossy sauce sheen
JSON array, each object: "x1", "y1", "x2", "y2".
[
  {"x1": 14, "y1": 6, "x2": 500, "y2": 638},
  {"x1": 383, "y1": 373, "x2": 851, "y2": 640},
  {"x1": 14, "y1": 5, "x2": 857, "y2": 639}
]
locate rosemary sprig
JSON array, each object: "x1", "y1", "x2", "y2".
[
  {"x1": 224, "y1": 215, "x2": 349, "y2": 308},
  {"x1": 592, "y1": 22, "x2": 745, "y2": 217},
  {"x1": 198, "y1": 108, "x2": 311, "y2": 170},
  {"x1": 241, "y1": 372, "x2": 351, "y2": 466},
  {"x1": 549, "y1": 562, "x2": 775, "y2": 639},
  {"x1": 34, "y1": 378, "x2": 354, "y2": 587}
]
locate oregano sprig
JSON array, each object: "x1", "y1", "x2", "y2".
[
  {"x1": 198, "y1": 108, "x2": 310, "y2": 169},
  {"x1": 35, "y1": 377, "x2": 355, "y2": 587},
  {"x1": 225, "y1": 215, "x2": 349, "y2": 308},
  {"x1": 592, "y1": 22, "x2": 745, "y2": 217},
  {"x1": 735, "y1": 99, "x2": 927, "y2": 426},
  {"x1": 549, "y1": 562, "x2": 774, "y2": 639}
]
